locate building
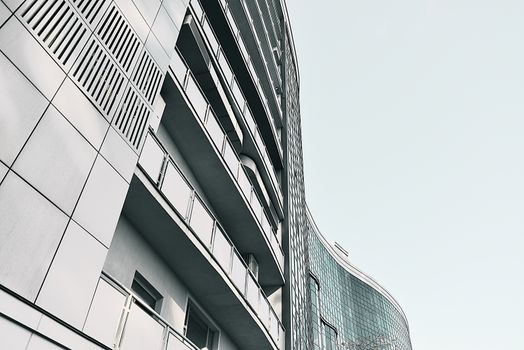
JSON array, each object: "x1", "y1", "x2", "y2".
[
  {"x1": 306, "y1": 209, "x2": 412, "y2": 350},
  {"x1": 0, "y1": 0, "x2": 412, "y2": 349}
]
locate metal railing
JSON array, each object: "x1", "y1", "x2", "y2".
[
  {"x1": 190, "y1": 1, "x2": 283, "y2": 206},
  {"x1": 192, "y1": 0, "x2": 283, "y2": 153},
  {"x1": 137, "y1": 130, "x2": 285, "y2": 347},
  {"x1": 169, "y1": 48, "x2": 285, "y2": 270}
]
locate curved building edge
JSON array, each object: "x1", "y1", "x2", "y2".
[{"x1": 305, "y1": 205, "x2": 411, "y2": 331}]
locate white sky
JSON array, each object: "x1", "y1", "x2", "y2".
[{"x1": 286, "y1": 0, "x2": 524, "y2": 349}]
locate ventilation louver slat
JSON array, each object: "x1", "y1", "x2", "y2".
[
  {"x1": 132, "y1": 50, "x2": 162, "y2": 106},
  {"x1": 20, "y1": 0, "x2": 88, "y2": 68},
  {"x1": 113, "y1": 86, "x2": 152, "y2": 150},
  {"x1": 71, "y1": 38, "x2": 125, "y2": 119},
  {"x1": 95, "y1": 3, "x2": 141, "y2": 75}
]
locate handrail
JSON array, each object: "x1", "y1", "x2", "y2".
[
  {"x1": 138, "y1": 130, "x2": 285, "y2": 347},
  {"x1": 170, "y1": 48, "x2": 285, "y2": 267},
  {"x1": 190, "y1": 3, "x2": 283, "y2": 205}
]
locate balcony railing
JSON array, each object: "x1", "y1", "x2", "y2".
[
  {"x1": 137, "y1": 130, "x2": 285, "y2": 348},
  {"x1": 193, "y1": 0, "x2": 283, "y2": 153},
  {"x1": 189, "y1": 3, "x2": 283, "y2": 205},
  {"x1": 86, "y1": 274, "x2": 282, "y2": 350},
  {"x1": 169, "y1": 49, "x2": 285, "y2": 271}
]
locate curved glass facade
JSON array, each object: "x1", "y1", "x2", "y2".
[{"x1": 306, "y1": 210, "x2": 412, "y2": 350}]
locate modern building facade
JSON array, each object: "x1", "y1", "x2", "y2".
[
  {"x1": 306, "y1": 209, "x2": 412, "y2": 350},
  {"x1": 0, "y1": 0, "x2": 412, "y2": 350}
]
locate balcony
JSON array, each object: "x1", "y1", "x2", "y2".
[
  {"x1": 112, "y1": 132, "x2": 284, "y2": 349},
  {"x1": 162, "y1": 51, "x2": 285, "y2": 281},
  {"x1": 178, "y1": 8, "x2": 284, "y2": 219},
  {"x1": 84, "y1": 274, "x2": 285, "y2": 350},
  {"x1": 196, "y1": 0, "x2": 284, "y2": 162}
]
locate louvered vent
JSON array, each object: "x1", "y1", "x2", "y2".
[
  {"x1": 72, "y1": 38, "x2": 125, "y2": 118},
  {"x1": 20, "y1": 0, "x2": 88, "y2": 67},
  {"x1": 70, "y1": 0, "x2": 106, "y2": 26},
  {"x1": 113, "y1": 86, "x2": 151, "y2": 149},
  {"x1": 96, "y1": 3, "x2": 141, "y2": 74},
  {"x1": 132, "y1": 50, "x2": 162, "y2": 105}
]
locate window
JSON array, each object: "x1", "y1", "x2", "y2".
[
  {"x1": 185, "y1": 303, "x2": 216, "y2": 350},
  {"x1": 131, "y1": 272, "x2": 162, "y2": 312},
  {"x1": 322, "y1": 321, "x2": 337, "y2": 350}
]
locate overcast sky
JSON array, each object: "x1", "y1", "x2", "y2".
[{"x1": 286, "y1": 0, "x2": 524, "y2": 349}]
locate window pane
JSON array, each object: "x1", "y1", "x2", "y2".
[
  {"x1": 83, "y1": 279, "x2": 126, "y2": 348},
  {"x1": 185, "y1": 75, "x2": 207, "y2": 121},
  {"x1": 190, "y1": 197, "x2": 214, "y2": 247},
  {"x1": 212, "y1": 227, "x2": 231, "y2": 273},
  {"x1": 119, "y1": 303, "x2": 164, "y2": 350},
  {"x1": 139, "y1": 134, "x2": 164, "y2": 182},
  {"x1": 166, "y1": 333, "x2": 193, "y2": 350},
  {"x1": 161, "y1": 162, "x2": 192, "y2": 218},
  {"x1": 205, "y1": 112, "x2": 224, "y2": 152},
  {"x1": 230, "y1": 252, "x2": 246, "y2": 294},
  {"x1": 222, "y1": 141, "x2": 238, "y2": 178},
  {"x1": 246, "y1": 274, "x2": 259, "y2": 313},
  {"x1": 186, "y1": 310, "x2": 209, "y2": 349}
]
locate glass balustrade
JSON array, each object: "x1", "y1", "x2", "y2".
[
  {"x1": 166, "y1": 49, "x2": 284, "y2": 271},
  {"x1": 137, "y1": 131, "x2": 285, "y2": 347}
]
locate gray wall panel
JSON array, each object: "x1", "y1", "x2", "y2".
[
  {"x1": 100, "y1": 126, "x2": 139, "y2": 183},
  {"x1": 52, "y1": 78, "x2": 110, "y2": 150},
  {"x1": 0, "y1": 173, "x2": 68, "y2": 301},
  {"x1": 13, "y1": 105, "x2": 97, "y2": 215},
  {"x1": 0, "y1": 52, "x2": 48, "y2": 166},
  {"x1": 0, "y1": 18, "x2": 65, "y2": 100},
  {"x1": 36, "y1": 221, "x2": 108, "y2": 329},
  {"x1": 73, "y1": 156, "x2": 129, "y2": 247}
]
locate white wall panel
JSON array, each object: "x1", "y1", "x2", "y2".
[
  {"x1": 52, "y1": 78, "x2": 109, "y2": 150},
  {"x1": 0, "y1": 173, "x2": 68, "y2": 301},
  {"x1": 132, "y1": 0, "x2": 161, "y2": 27},
  {"x1": 73, "y1": 156, "x2": 129, "y2": 247},
  {"x1": 0, "y1": 18, "x2": 65, "y2": 100},
  {"x1": 114, "y1": 0, "x2": 149, "y2": 42},
  {"x1": 2, "y1": 0, "x2": 23, "y2": 12},
  {"x1": 13, "y1": 106, "x2": 97, "y2": 215},
  {"x1": 0, "y1": 316, "x2": 31, "y2": 350},
  {"x1": 145, "y1": 32, "x2": 170, "y2": 72},
  {"x1": 152, "y1": 6, "x2": 178, "y2": 57},
  {"x1": 100, "y1": 126, "x2": 139, "y2": 183},
  {"x1": 0, "y1": 161, "x2": 7, "y2": 183},
  {"x1": 162, "y1": 0, "x2": 189, "y2": 31},
  {"x1": 0, "y1": 1, "x2": 10, "y2": 27},
  {"x1": 37, "y1": 221, "x2": 108, "y2": 329},
  {"x1": 0, "y1": 52, "x2": 48, "y2": 166}
]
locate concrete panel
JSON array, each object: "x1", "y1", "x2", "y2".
[
  {"x1": 162, "y1": 0, "x2": 188, "y2": 31},
  {"x1": 0, "y1": 316, "x2": 31, "y2": 350},
  {"x1": 113, "y1": 0, "x2": 149, "y2": 43},
  {"x1": 26, "y1": 336, "x2": 62, "y2": 350},
  {"x1": 0, "y1": 18, "x2": 65, "y2": 100},
  {"x1": 0, "y1": 161, "x2": 7, "y2": 183},
  {"x1": 52, "y1": 78, "x2": 109, "y2": 150},
  {"x1": 2, "y1": 0, "x2": 22, "y2": 12},
  {"x1": 0, "y1": 288, "x2": 42, "y2": 329},
  {"x1": 145, "y1": 32, "x2": 170, "y2": 72},
  {"x1": 13, "y1": 105, "x2": 97, "y2": 215},
  {"x1": 83, "y1": 279, "x2": 127, "y2": 348},
  {"x1": 37, "y1": 315, "x2": 103, "y2": 350},
  {"x1": 0, "y1": 172, "x2": 68, "y2": 301},
  {"x1": 73, "y1": 156, "x2": 129, "y2": 247},
  {"x1": 100, "y1": 126, "x2": 139, "y2": 183},
  {"x1": 132, "y1": 0, "x2": 161, "y2": 27},
  {"x1": 0, "y1": 1, "x2": 10, "y2": 27},
  {"x1": 152, "y1": 6, "x2": 179, "y2": 57},
  {"x1": 37, "y1": 221, "x2": 108, "y2": 329},
  {"x1": 0, "y1": 52, "x2": 48, "y2": 166}
]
